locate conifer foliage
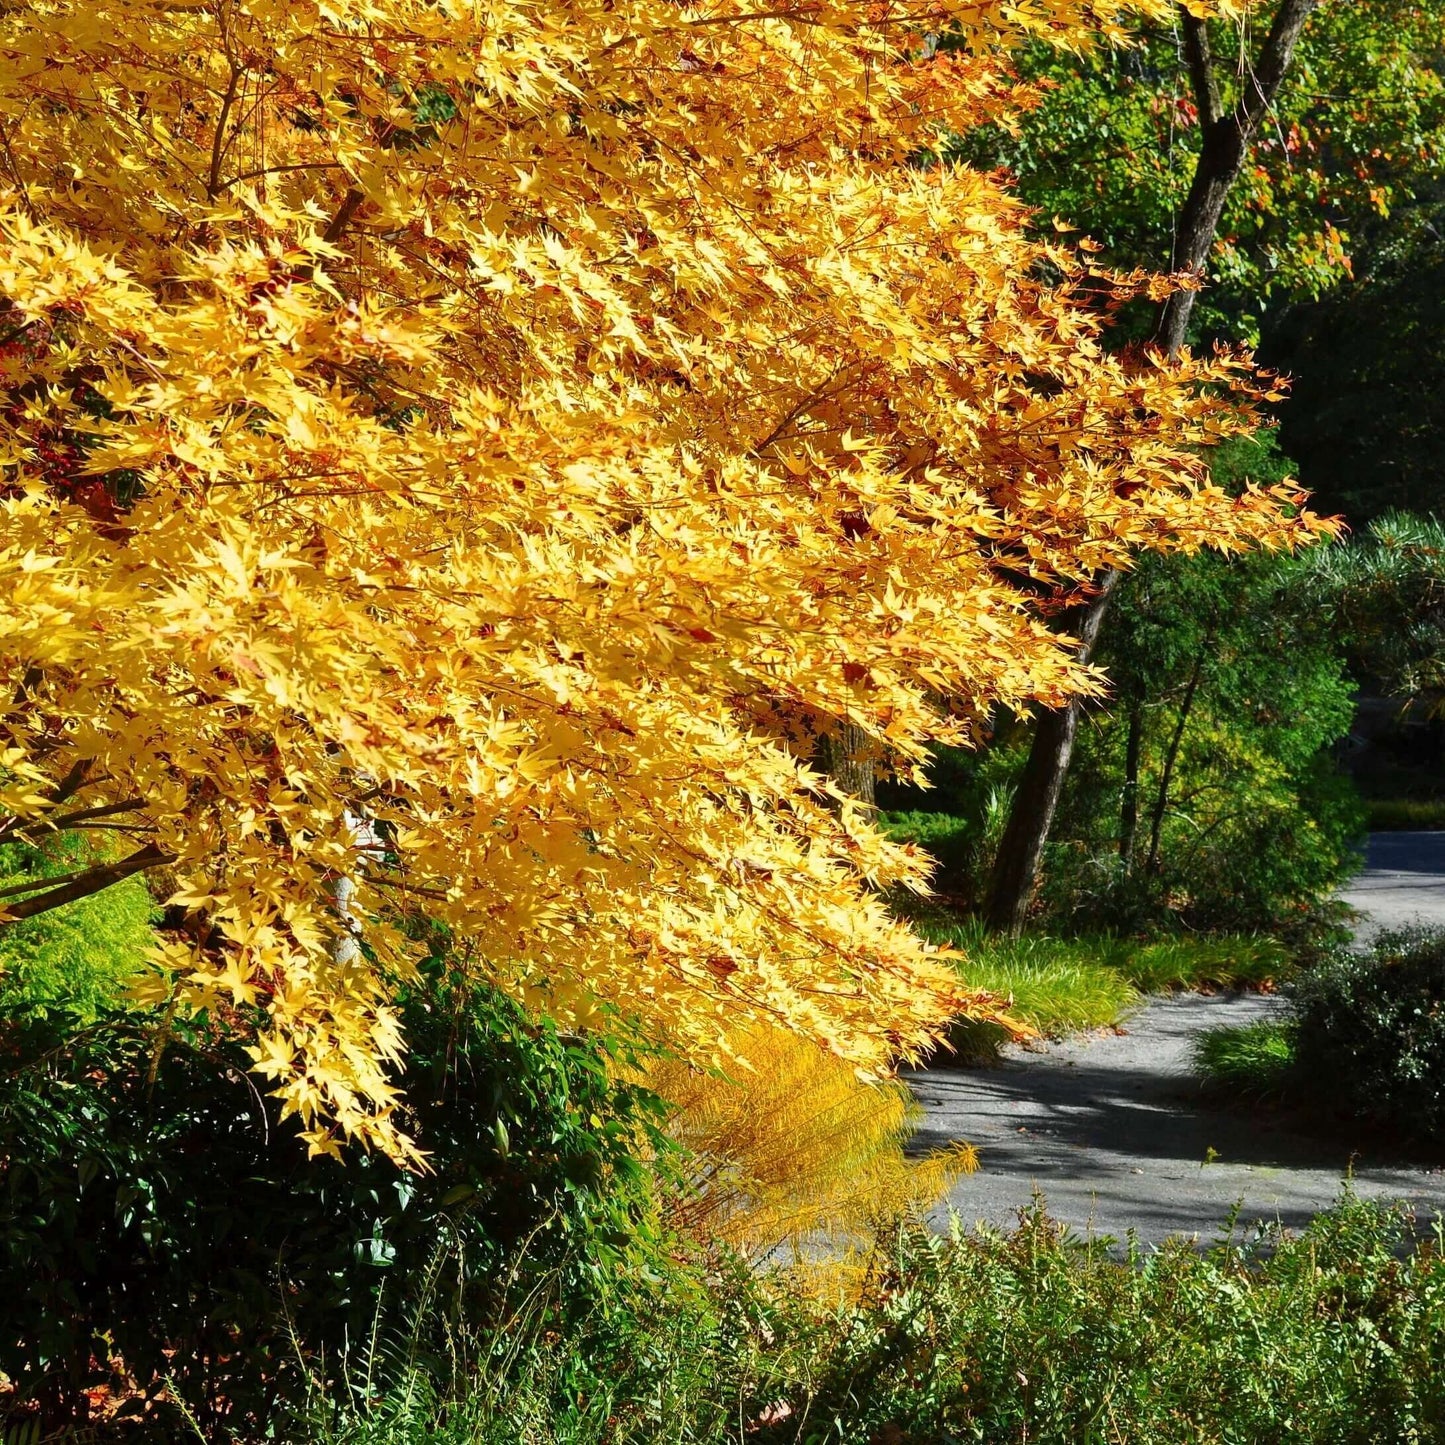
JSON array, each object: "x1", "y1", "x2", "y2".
[{"x1": 0, "y1": 0, "x2": 1329, "y2": 1159}]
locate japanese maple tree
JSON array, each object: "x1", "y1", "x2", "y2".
[{"x1": 0, "y1": 0, "x2": 1327, "y2": 1159}]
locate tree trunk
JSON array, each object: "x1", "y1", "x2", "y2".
[
  {"x1": 1144, "y1": 645, "x2": 1208, "y2": 876},
  {"x1": 1154, "y1": 0, "x2": 1321, "y2": 355},
  {"x1": 816, "y1": 720, "x2": 876, "y2": 813},
  {"x1": 984, "y1": 572, "x2": 1120, "y2": 935},
  {"x1": 1118, "y1": 701, "x2": 1144, "y2": 870}
]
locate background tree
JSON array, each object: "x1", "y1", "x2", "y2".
[
  {"x1": 1050, "y1": 543, "x2": 1360, "y2": 935},
  {"x1": 971, "y1": 0, "x2": 1443, "y2": 932},
  {"x1": 886, "y1": 430, "x2": 1360, "y2": 934},
  {"x1": 958, "y1": 0, "x2": 1445, "y2": 347}
]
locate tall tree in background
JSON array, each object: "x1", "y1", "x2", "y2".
[
  {"x1": 980, "y1": 0, "x2": 1445, "y2": 932},
  {"x1": 955, "y1": 0, "x2": 1445, "y2": 345},
  {"x1": 1152, "y1": 0, "x2": 1319, "y2": 352}
]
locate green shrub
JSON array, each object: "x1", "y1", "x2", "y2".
[
  {"x1": 0, "y1": 962, "x2": 670, "y2": 1436},
  {"x1": 1292, "y1": 927, "x2": 1445, "y2": 1141},
  {"x1": 756, "y1": 1198, "x2": 1445, "y2": 1445},
  {"x1": 1193, "y1": 1018, "x2": 1297, "y2": 1100},
  {"x1": 289, "y1": 1198, "x2": 1445, "y2": 1445}
]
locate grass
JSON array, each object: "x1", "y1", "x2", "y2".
[
  {"x1": 1193, "y1": 1018, "x2": 1296, "y2": 1100},
  {"x1": 1366, "y1": 796, "x2": 1445, "y2": 830},
  {"x1": 916, "y1": 918, "x2": 1139, "y2": 1060},
  {"x1": 1115, "y1": 934, "x2": 1288, "y2": 992},
  {"x1": 913, "y1": 917, "x2": 1290, "y2": 1062}
]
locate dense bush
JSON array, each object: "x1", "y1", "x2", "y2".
[
  {"x1": 0, "y1": 959, "x2": 669, "y2": 1436},
  {"x1": 1292, "y1": 928, "x2": 1445, "y2": 1141}
]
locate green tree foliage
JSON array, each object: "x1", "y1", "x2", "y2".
[
  {"x1": 952, "y1": 1, "x2": 1445, "y2": 345},
  {"x1": 0, "y1": 836, "x2": 154, "y2": 1020},
  {"x1": 1049, "y1": 537, "x2": 1361, "y2": 933}
]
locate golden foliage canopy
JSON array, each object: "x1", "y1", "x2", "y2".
[{"x1": 0, "y1": 0, "x2": 1325, "y2": 1159}]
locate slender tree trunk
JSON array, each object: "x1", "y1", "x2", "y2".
[
  {"x1": 984, "y1": 572, "x2": 1120, "y2": 935},
  {"x1": 1154, "y1": 0, "x2": 1321, "y2": 355},
  {"x1": 1118, "y1": 701, "x2": 1144, "y2": 870},
  {"x1": 816, "y1": 720, "x2": 876, "y2": 813},
  {"x1": 1144, "y1": 646, "x2": 1208, "y2": 876}
]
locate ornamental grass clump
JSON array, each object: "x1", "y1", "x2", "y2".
[{"x1": 645, "y1": 1023, "x2": 976, "y2": 1261}]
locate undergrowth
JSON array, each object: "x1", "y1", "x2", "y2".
[
  {"x1": 1367, "y1": 797, "x2": 1445, "y2": 831},
  {"x1": 1193, "y1": 1018, "x2": 1297, "y2": 1101},
  {"x1": 283, "y1": 1196, "x2": 1445, "y2": 1445}
]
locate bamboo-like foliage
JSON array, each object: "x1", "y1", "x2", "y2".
[
  {"x1": 649, "y1": 1024, "x2": 975, "y2": 1260},
  {"x1": 0, "y1": 0, "x2": 1330, "y2": 1160}
]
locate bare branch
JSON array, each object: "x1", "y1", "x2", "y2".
[{"x1": 206, "y1": 58, "x2": 244, "y2": 201}]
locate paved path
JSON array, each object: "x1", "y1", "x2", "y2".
[
  {"x1": 910, "y1": 833, "x2": 1445, "y2": 1246},
  {"x1": 1340, "y1": 831, "x2": 1445, "y2": 943}
]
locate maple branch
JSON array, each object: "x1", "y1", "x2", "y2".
[
  {"x1": 215, "y1": 161, "x2": 345, "y2": 194},
  {"x1": 0, "y1": 843, "x2": 173, "y2": 922},
  {"x1": 323, "y1": 186, "x2": 367, "y2": 246},
  {"x1": 206, "y1": 36, "x2": 243, "y2": 201},
  {"x1": 295, "y1": 186, "x2": 367, "y2": 282},
  {"x1": 46, "y1": 757, "x2": 95, "y2": 808},
  {"x1": 40, "y1": 798, "x2": 150, "y2": 831},
  {"x1": 2, "y1": 663, "x2": 42, "y2": 737},
  {"x1": 749, "y1": 369, "x2": 853, "y2": 457},
  {"x1": 359, "y1": 868, "x2": 450, "y2": 902},
  {"x1": 0, "y1": 757, "x2": 104, "y2": 846},
  {"x1": 683, "y1": 7, "x2": 826, "y2": 26}
]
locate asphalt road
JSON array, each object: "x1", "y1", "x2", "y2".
[{"x1": 910, "y1": 833, "x2": 1445, "y2": 1246}]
